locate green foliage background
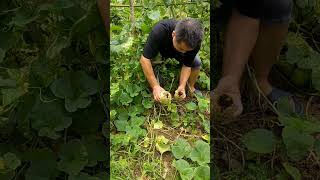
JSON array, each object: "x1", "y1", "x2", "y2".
[{"x1": 0, "y1": 0, "x2": 108, "y2": 179}]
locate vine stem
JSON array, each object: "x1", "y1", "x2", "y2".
[
  {"x1": 28, "y1": 87, "x2": 58, "y2": 103},
  {"x1": 14, "y1": 162, "x2": 29, "y2": 180},
  {"x1": 246, "y1": 64, "x2": 280, "y2": 115},
  {"x1": 213, "y1": 127, "x2": 246, "y2": 168}
]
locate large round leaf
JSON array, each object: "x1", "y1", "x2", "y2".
[
  {"x1": 194, "y1": 165, "x2": 210, "y2": 180},
  {"x1": 242, "y1": 129, "x2": 277, "y2": 154},
  {"x1": 57, "y1": 140, "x2": 88, "y2": 175},
  {"x1": 171, "y1": 138, "x2": 192, "y2": 159},
  {"x1": 189, "y1": 140, "x2": 210, "y2": 165},
  {"x1": 173, "y1": 159, "x2": 194, "y2": 180},
  {"x1": 282, "y1": 126, "x2": 314, "y2": 161}
]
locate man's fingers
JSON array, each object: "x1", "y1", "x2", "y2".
[
  {"x1": 211, "y1": 90, "x2": 222, "y2": 112},
  {"x1": 231, "y1": 95, "x2": 243, "y2": 117}
]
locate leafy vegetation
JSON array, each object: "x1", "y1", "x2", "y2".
[
  {"x1": 110, "y1": 0, "x2": 210, "y2": 179},
  {"x1": 213, "y1": 0, "x2": 320, "y2": 179},
  {"x1": 0, "y1": 0, "x2": 108, "y2": 179}
]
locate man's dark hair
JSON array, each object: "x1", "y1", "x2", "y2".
[{"x1": 174, "y1": 18, "x2": 203, "y2": 49}]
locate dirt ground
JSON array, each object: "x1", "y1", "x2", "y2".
[{"x1": 213, "y1": 95, "x2": 320, "y2": 179}]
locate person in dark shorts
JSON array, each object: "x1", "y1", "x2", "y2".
[
  {"x1": 140, "y1": 18, "x2": 204, "y2": 102},
  {"x1": 212, "y1": 0, "x2": 304, "y2": 116}
]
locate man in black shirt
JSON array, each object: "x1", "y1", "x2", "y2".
[{"x1": 140, "y1": 18, "x2": 204, "y2": 102}]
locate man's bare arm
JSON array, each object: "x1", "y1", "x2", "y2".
[
  {"x1": 139, "y1": 55, "x2": 159, "y2": 89},
  {"x1": 179, "y1": 65, "x2": 191, "y2": 89},
  {"x1": 97, "y1": 0, "x2": 108, "y2": 34}
]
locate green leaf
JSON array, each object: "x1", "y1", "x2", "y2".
[
  {"x1": 297, "y1": 52, "x2": 320, "y2": 69},
  {"x1": 50, "y1": 71, "x2": 99, "y2": 112},
  {"x1": 126, "y1": 84, "x2": 142, "y2": 97},
  {"x1": 30, "y1": 57, "x2": 57, "y2": 87},
  {"x1": 0, "y1": 78, "x2": 16, "y2": 87},
  {"x1": 148, "y1": 10, "x2": 160, "y2": 20},
  {"x1": 242, "y1": 129, "x2": 277, "y2": 154},
  {"x1": 312, "y1": 69, "x2": 320, "y2": 91},
  {"x1": 1, "y1": 88, "x2": 26, "y2": 106},
  {"x1": 9, "y1": 8, "x2": 38, "y2": 27},
  {"x1": 47, "y1": 35, "x2": 70, "y2": 59},
  {"x1": 278, "y1": 116, "x2": 320, "y2": 134},
  {"x1": 130, "y1": 116, "x2": 145, "y2": 127},
  {"x1": 69, "y1": 172, "x2": 101, "y2": 180},
  {"x1": 70, "y1": 101, "x2": 105, "y2": 134},
  {"x1": 117, "y1": 110, "x2": 129, "y2": 121},
  {"x1": 197, "y1": 97, "x2": 209, "y2": 112},
  {"x1": 0, "y1": 31, "x2": 18, "y2": 50},
  {"x1": 155, "y1": 135, "x2": 171, "y2": 154},
  {"x1": 82, "y1": 136, "x2": 108, "y2": 167},
  {"x1": 314, "y1": 140, "x2": 320, "y2": 158},
  {"x1": 185, "y1": 102, "x2": 197, "y2": 111},
  {"x1": 153, "y1": 121, "x2": 163, "y2": 129},
  {"x1": 128, "y1": 105, "x2": 144, "y2": 117},
  {"x1": 194, "y1": 165, "x2": 210, "y2": 180},
  {"x1": 29, "y1": 100, "x2": 72, "y2": 139},
  {"x1": 173, "y1": 159, "x2": 194, "y2": 180},
  {"x1": 0, "y1": 152, "x2": 21, "y2": 174},
  {"x1": 24, "y1": 149, "x2": 57, "y2": 180},
  {"x1": 283, "y1": 163, "x2": 301, "y2": 180},
  {"x1": 71, "y1": 5, "x2": 103, "y2": 37},
  {"x1": 171, "y1": 138, "x2": 192, "y2": 159},
  {"x1": 282, "y1": 126, "x2": 314, "y2": 161},
  {"x1": 119, "y1": 91, "x2": 133, "y2": 105},
  {"x1": 0, "y1": 49, "x2": 5, "y2": 63},
  {"x1": 189, "y1": 140, "x2": 210, "y2": 165},
  {"x1": 125, "y1": 124, "x2": 147, "y2": 142},
  {"x1": 57, "y1": 140, "x2": 88, "y2": 175},
  {"x1": 65, "y1": 97, "x2": 92, "y2": 112},
  {"x1": 114, "y1": 120, "x2": 128, "y2": 132},
  {"x1": 276, "y1": 96, "x2": 295, "y2": 116},
  {"x1": 142, "y1": 98, "x2": 153, "y2": 109},
  {"x1": 286, "y1": 46, "x2": 305, "y2": 65}
]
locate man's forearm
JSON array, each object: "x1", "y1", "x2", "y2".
[
  {"x1": 179, "y1": 65, "x2": 191, "y2": 88},
  {"x1": 140, "y1": 56, "x2": 159, "y2": 89},
  {"x1": 97, "y1": 0, "x2": 108, "y2": 33}
]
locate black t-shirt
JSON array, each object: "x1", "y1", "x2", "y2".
[{"x1": 142, "y1": 19, "x2": 200, "y2": 67}]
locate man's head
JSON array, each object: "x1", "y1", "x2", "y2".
[{"x1": 172, "y1": 18, "x2": 203, "y2": 53}]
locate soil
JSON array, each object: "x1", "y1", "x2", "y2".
[{"x1": 213, "y1": 96, "x2": 320, "y2": 179}]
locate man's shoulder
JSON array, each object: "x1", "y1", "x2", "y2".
[
  {"x1": 153, "y1": 19, "x2": 177, "y2": 31},
  {"x1": 157, "y1": 19, "x2": 178, "y2": 25}
]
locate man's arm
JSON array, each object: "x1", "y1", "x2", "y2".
[
  {"x1": 140, "y1": 55, "x2": 159, "y2": 89},
  {"x1": 97, "y1": 0, "x2": 108, "y2": 34},
  {"x1": 140, "y1": 55, "x2": 165, "y2": 101},
  {"x1": 179, "y1": 65, "x2": 191, "y2": 89}
]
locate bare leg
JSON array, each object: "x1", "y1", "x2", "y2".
[
  {"x1": 213, "y1": 9, "x2": 260, "y2": 116},
  {"x1": 250, "y1": 23, "x2": 289, "y2": 95},
  {"x1": 188, "y1": 68, "x2": 200, "y2": 91},
  {"x1": 222, "y1": 9, "x2": 260, "y2": 83}
]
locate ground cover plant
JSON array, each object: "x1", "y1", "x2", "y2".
[
  {"x1": 0, "y1": 0, "x2": 108, "y2": 179},
  {"x1": 110, "y1": 0, "x2": 210, "y2": 179}
]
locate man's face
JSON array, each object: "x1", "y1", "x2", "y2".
[{"x1": 172, "y1": 31, "x2": 193, "y2": 53}]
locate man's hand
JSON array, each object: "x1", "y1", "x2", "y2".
[
  {"x1": 152, "y1": 85, "x2": 165, "y2": 102},
  {"x1": 175, "y1": 86, "x2": 186, "y2": 100},
  {"x1": 212, "y1": 76, "x2": 243, "y2": 117}
]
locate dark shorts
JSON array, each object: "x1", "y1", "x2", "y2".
[{"x1": 235, "y1": 0, "x2": 293, "y2": 23}]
